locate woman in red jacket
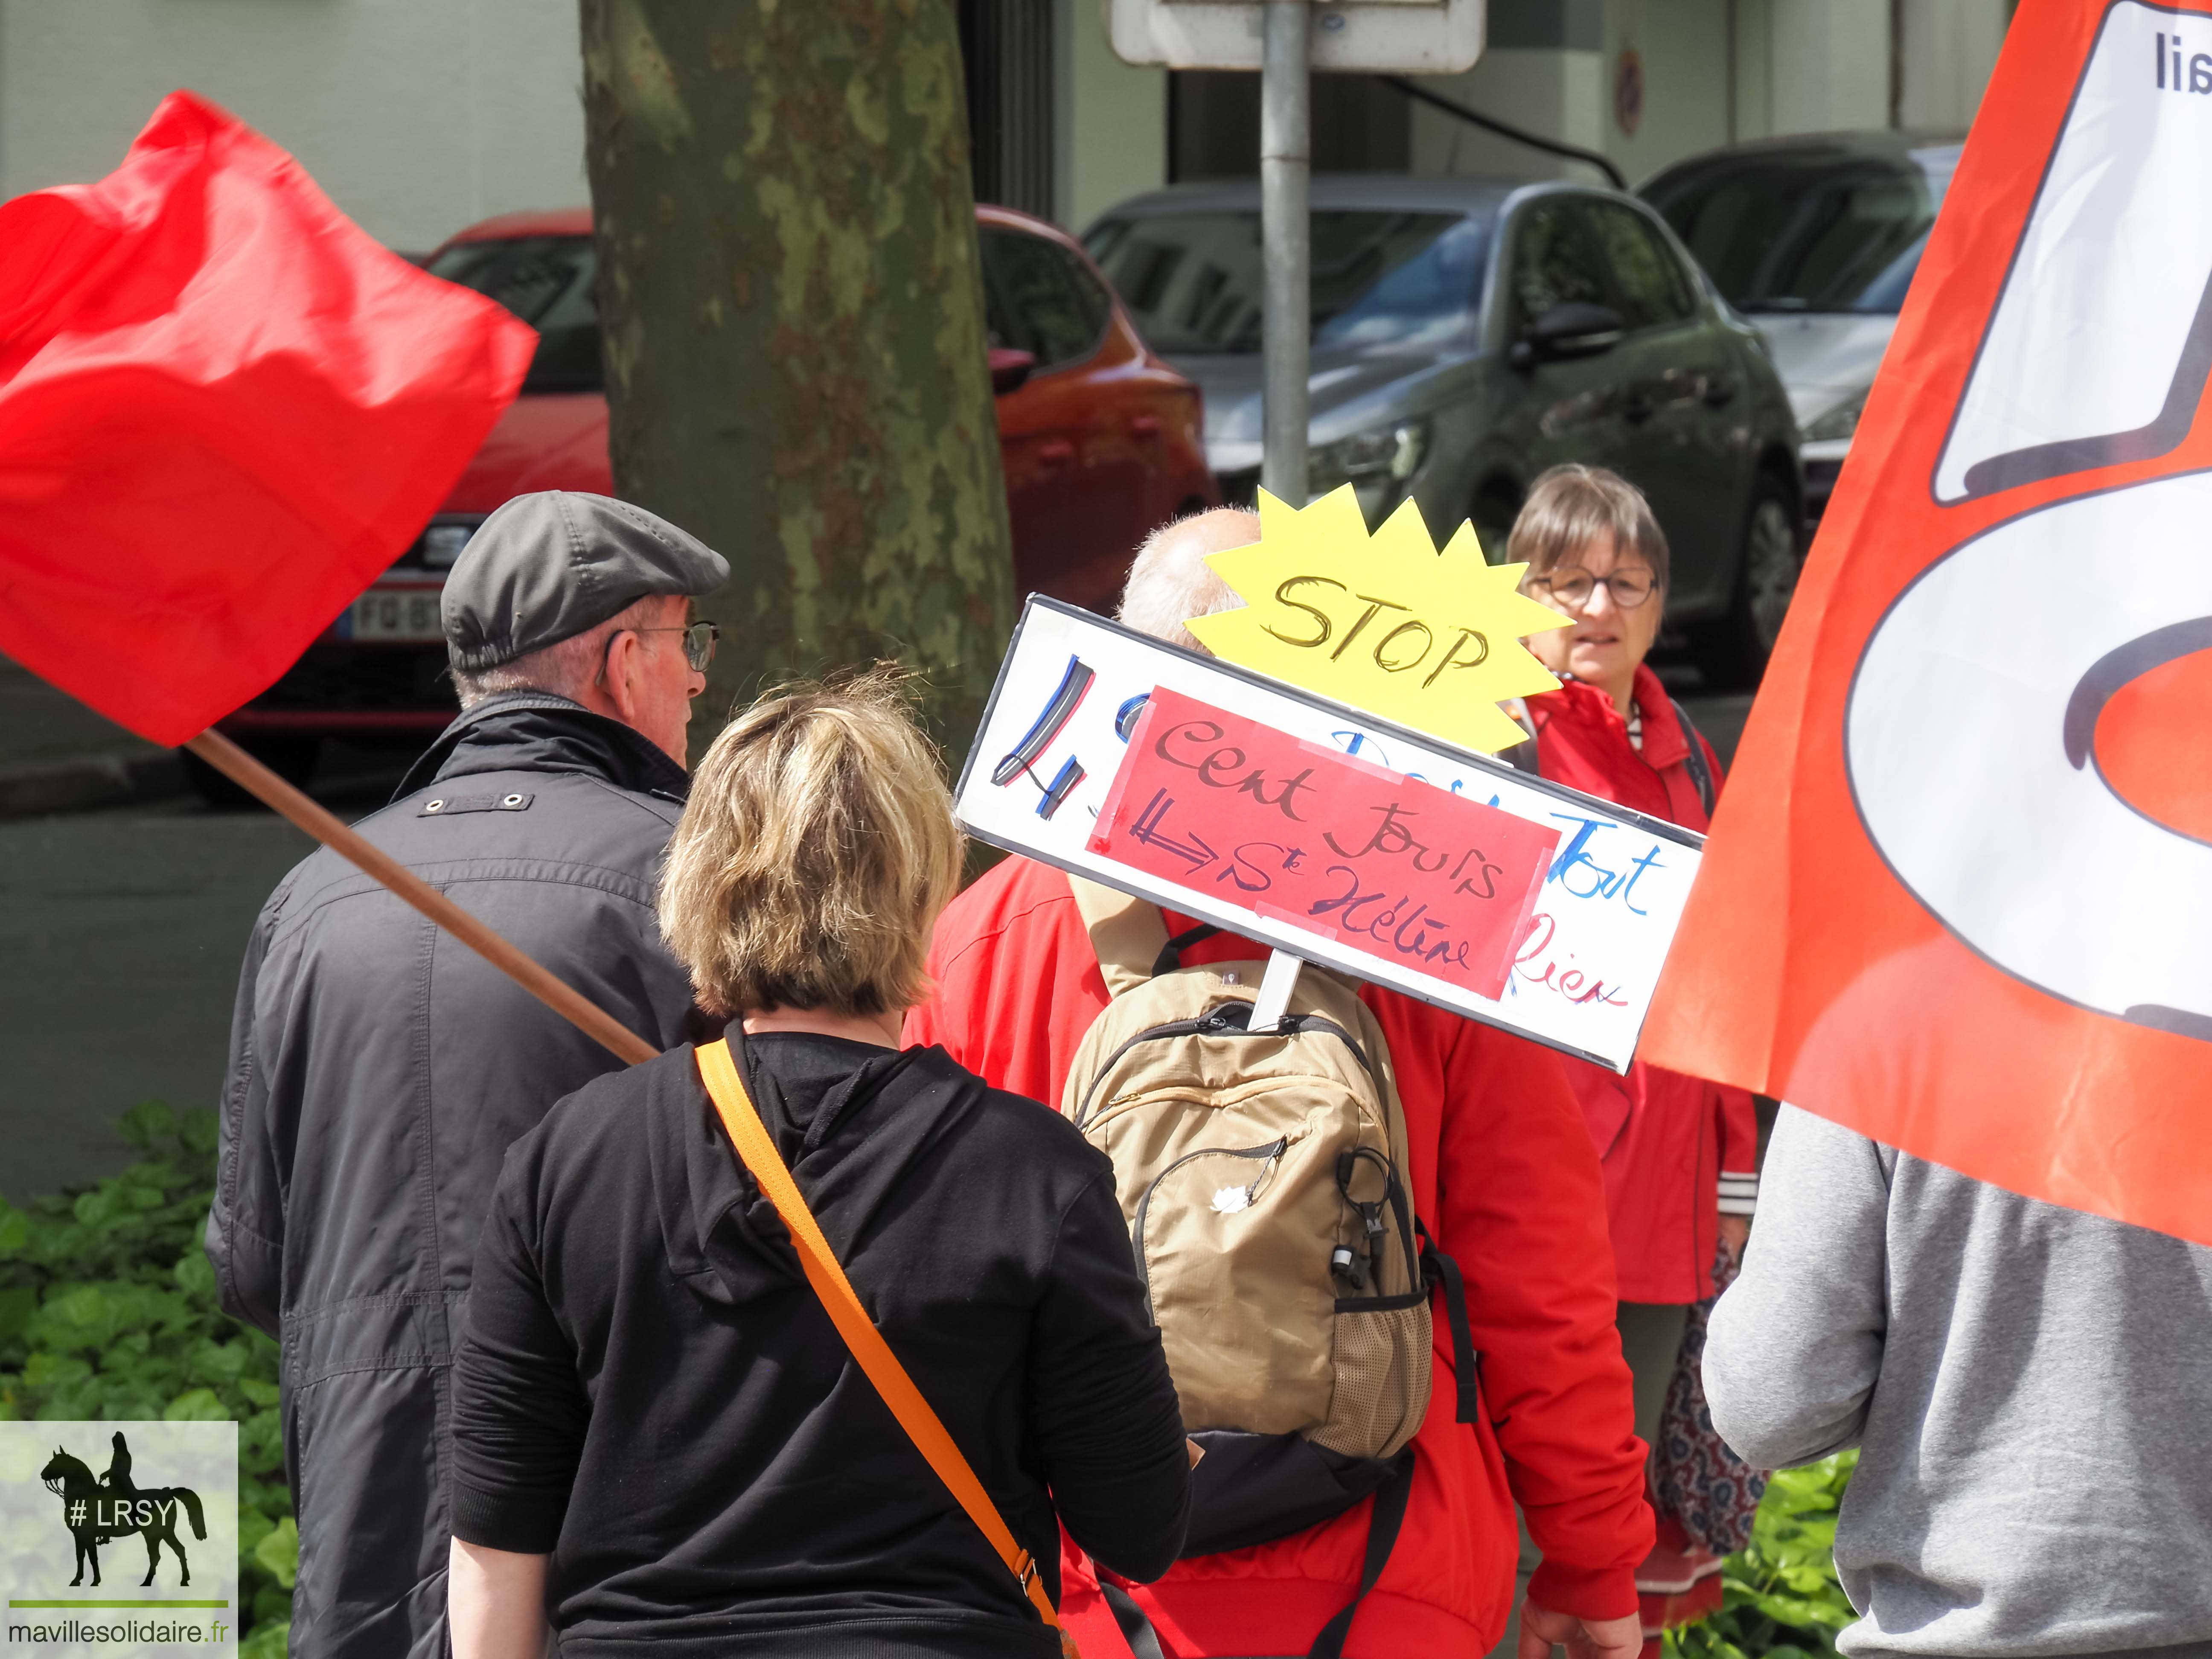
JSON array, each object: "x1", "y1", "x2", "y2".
[{"x1": 1507, "y1": 466, "x2": 1760, "y2": 1602}]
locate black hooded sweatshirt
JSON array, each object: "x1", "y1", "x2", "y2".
[
  {"x1": 207, "y1": 694, "x2": 699, "y2": 1659},
  {"x1": 450, "y1": 1027, "x2": 1191, "y2": 1658}
]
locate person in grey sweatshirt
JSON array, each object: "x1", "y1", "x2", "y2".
[{"x1": 1704, "y1": 1102, "x2": 2212, "y2": 1659}]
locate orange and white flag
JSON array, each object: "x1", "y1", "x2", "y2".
[{"x1": 1643, "y1": 0, "x2": 2212, "y2": 1243}]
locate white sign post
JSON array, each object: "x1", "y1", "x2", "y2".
[{"x1": 958, "y1": 598, "x2": 1703, "y2": 1074}]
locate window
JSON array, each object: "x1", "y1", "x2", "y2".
[
  {"x1": 1586, "y1": 204, "x2": 1696, "y2": 331},
  {"x1": 981, "y1": 230, "x2": 1110, "y2": 368},
  {"x1": 1640, "y1": 146, "x2": 1956, "y2": 315},
  {"x1": 1084, "y1": 210, "x2": 1482, "y2": 355},
  {"x1": 425, "y1": 236, "x2": 602, "y2": 394},
  {"x1": 1505, "y1": 200, "x2": 1609, "y2": 334}
]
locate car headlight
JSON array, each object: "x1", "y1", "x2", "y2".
[
  {"x1": 1801, "y1": 388, "x2": 1869, "y2": 445},
  {"x1": 1310, "y1": 419, "x2": 1431, "y2": 498}
]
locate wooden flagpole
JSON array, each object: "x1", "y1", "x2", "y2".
[{"x1": 184, "y1": 728, "x2": 660, "y2": 1065}]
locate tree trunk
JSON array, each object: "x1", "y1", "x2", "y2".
[{"x1": 579, "y1": 0, "x2": 1015, "y2": 761}]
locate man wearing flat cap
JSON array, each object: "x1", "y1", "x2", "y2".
[{"x1": 207, "y1": 492, "x2": 728, "y2": 1659}]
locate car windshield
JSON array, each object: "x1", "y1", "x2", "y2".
[
  {"x1": 1641, "y1": 146, "x2": 1956, "y2": 315},
  {"x1": 1085, "y1": 210, "x2": 1487, "y2": 355},
  {"x1": 426, "y1": 235, "x2": 602, "y2": 393}
]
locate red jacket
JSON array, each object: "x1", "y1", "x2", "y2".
[
  {"x1": 1524, "y1": 664, "x2": 1760, "y2": 1304},
  {"x1": 906, "y1": 855, "x2": 1653, "y2": 1658}
]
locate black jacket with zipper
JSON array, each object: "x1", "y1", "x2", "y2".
[
  {"x1": 449, "y1": 1027, "x2": 1191, "y2": 1657},
  {"x1": 204, "y1": 693, "x2": 699, "y2": 1659}
]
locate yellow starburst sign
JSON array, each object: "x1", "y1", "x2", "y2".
[{"x1": 1187, "y1": 486, "x2": 1571, "y2": 755}]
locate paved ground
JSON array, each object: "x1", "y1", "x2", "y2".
[{"x1": 0, "y1": 663, "x2": 1759, "y2": 1202}]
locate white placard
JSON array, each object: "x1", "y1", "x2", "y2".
[
  {"x1": 1106, "y1": 0, "x2": 1486, "y2": 73},
  {"x1": 957, "y1": 598, "x2": 1704, "y2": 1072}
]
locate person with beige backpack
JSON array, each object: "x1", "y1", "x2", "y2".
[
  {"x1": 443, "y1": 672, "x2": 1193, "y2": 1658},
  {"x1": 907, "y1": 510, "x2": 1655, "y2": 1659}
]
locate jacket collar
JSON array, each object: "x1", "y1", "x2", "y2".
[
  {"x1": 1540, "y1": 662, "x2": 1690, "y2": 770},
  {"x1": 393, "y1": 691, "x2": 690, "y2": 803}
]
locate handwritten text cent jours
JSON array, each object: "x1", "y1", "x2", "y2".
[{"x1": 1089, "y1": 689, "x2": 1559, "y2": 1002}]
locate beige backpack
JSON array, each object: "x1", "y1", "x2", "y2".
[{"x1": 1060, "y1": 877, "x2": 1477, "y2": 1656}]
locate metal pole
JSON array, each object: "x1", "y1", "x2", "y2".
[{"x1": 1260, "y1": 0, "x2": 1311, "y2": 504}]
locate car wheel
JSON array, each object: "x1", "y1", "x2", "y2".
[
  {"x1": 1696, "y1": 475, "x2": 1802, "y2": 688},
  {"x1": 183, "y1": 736, "x2": 321, "y2": 810}
]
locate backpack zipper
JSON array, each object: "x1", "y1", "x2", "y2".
[
  {"x1": 1130, "y1": 1137, "x2": 1289, "y2": 1319},
  {"x1": 1074, "y1": 1001, "x2": 1377, "y2": 1129}
]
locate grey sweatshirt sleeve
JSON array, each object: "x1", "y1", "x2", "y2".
[{"x1": 1704, "y1": 1104, "x2": 1890, "y2": 1470}]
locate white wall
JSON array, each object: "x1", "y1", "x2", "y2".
[
  {"x1": 0, "y1": 0, "x2": 587, "y2": 253},
  {"x1": 1600, "y1": 0, "x2": 1732, "y2": 185},
  {"x1": 1764, "y1": 0, "x2": 1892, "y2": 135},
  {"x1": 1054, "y1": 0, "x2": 1168, "y2": 231},
  {"x1": 1898, "y1": 0, "x2": 2010, "y2": 134},
  {"x1": 1409, "y1": 49, "x2": 1607, "y2": 183}
]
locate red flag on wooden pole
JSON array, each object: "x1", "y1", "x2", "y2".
[
  {"x1": 0, "y1": 92, "x2": 657, "y2": 1065},
  {"x1": 1641, "y1": 0, "x2": 2212, "y2": 1244},
  {"x1": 0, "y1": 90, "x2": 536, "y2": 745}
]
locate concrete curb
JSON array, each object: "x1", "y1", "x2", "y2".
[{"x1": 0, "y1": 751, "x2": 189, "y2": 821}]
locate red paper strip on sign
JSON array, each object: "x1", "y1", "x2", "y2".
[{"x1": 1088, "y1": 687, "x2": 1560, "y2": 1001}]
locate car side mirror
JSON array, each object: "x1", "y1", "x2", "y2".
[
  {"x1": 990, "y1": 347, "x2": 1037, "y2": 396},
  {"x1": 1509, "y1": 302, "x2": 1624, "y2": 369}
]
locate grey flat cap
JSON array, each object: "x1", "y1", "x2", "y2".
[{"x1": 442, "y1": 492, "x2": 730, "y2": 672}]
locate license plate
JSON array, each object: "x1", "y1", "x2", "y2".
[{"x1": 345, "y1": 587, "x2": 444, "y2": 642}]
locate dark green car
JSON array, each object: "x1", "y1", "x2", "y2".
[{"x1": 1085, "y1": 175, "x2": 1805, "y2": 685}]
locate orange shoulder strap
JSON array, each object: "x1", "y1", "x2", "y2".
[{"x1": 695, "y1": 1038, "x2": 1066, "y2": 1640}]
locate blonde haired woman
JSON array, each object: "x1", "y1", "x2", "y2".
[{"x1": 445, "y1": 673, "x2": 1190, "y2": 1658}]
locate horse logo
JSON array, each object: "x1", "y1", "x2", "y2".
[{"x1": 38, "y1": 1432, "x2": 207, "y2": 1587}]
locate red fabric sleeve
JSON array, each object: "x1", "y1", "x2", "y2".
[
  {"x1": 1432, "y1": 1021, "x2": 1652, "y2": 1621},
  {"x1": 1716, "y1": 1083, "x2": 1761, "y2": 1177}
]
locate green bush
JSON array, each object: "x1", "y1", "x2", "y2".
[
  {"x1": 0, "y1": 1101, "x2": 291, "y2": 1653},
  {"x1": 1666, "y1": 1452, "x2": 1858, "y2": 1659}
]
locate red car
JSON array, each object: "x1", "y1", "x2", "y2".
[{"x1": 215, "y1": 204, "x2": 1214, "y2": 787}]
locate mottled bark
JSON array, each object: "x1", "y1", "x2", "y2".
[{"x1": 579, "y1": 0, "x2": 1015, "y2": 762}]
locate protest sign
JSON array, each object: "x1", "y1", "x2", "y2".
[
  {"x1": 1186, "y1": 487, "x2": 1567, "y2": 755},
  {"x1": 1640, "y1": 0, "x2": 2212, "y2": 1243},
  {"x1": 958, "y1": 597, "x2": 1706, "y2": 1072}
]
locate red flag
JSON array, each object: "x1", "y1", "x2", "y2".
[
  {"x1": 1642, "y1": 0, "x2": 2212, "y2": 1243},
  {"x1": 0, "y1": 91, "x2": 535, "y2": 746}
]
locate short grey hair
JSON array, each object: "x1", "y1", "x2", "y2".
[
  {"x1": 450, "y1": 594, "x2": 665, "y2": 710},
  {"x1": 1116, "y1": 508, "x2": 1259, "y2": 653}
]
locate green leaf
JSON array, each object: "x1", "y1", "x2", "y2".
[
  {"x1": 238, "y1": 1619, "x2": 289, "y2": 1659},
  {"x1": 164, "y1": 1387, "x2": 229, "y2": 1422},
  {"x1": 117, "y1": 1100, "x2": 177, "y2": 1153},
  {"x1": 173, "y1": 1251, "x2": 218, "y2": 1301},
  {"x1": 254, "y1": 1517, "x2": 299, "y2": 1589}
]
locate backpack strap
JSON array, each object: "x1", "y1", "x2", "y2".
[
  {"x1": 1065, "y1": 873, "x2": 1220, "y2": 992},
  {"x1": 696, "y1": 1039, "x2": 1070, "y2": 1647},
  {"x1": 1669, "y1": 698, "x2": 1717, "y2": 818},
  {"x1": 1305, "y1": 1453, "x2": 1416, "y2": 1659},
  {"x1": 1067, "y1": 875, "x2": 1167, "y2": 997}
]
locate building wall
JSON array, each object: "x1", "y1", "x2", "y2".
[
  {"x1": 0, "y1": 0, "x2": 586, "y2": 253},
  {"x1": 1054, "y1": 0, "x2": 1167, "y2": 232},
  {"x1": 1898, "y1": 0, "x2": 2011, "y2": 133}
]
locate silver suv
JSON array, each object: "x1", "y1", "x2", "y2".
[{"x1": 1085, "y1": 175, "x2": 1805, "y2": 684}]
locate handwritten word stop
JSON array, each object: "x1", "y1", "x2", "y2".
[{"x1": 1187, "y1": 487, "x2": 1570, "y2": 756}]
